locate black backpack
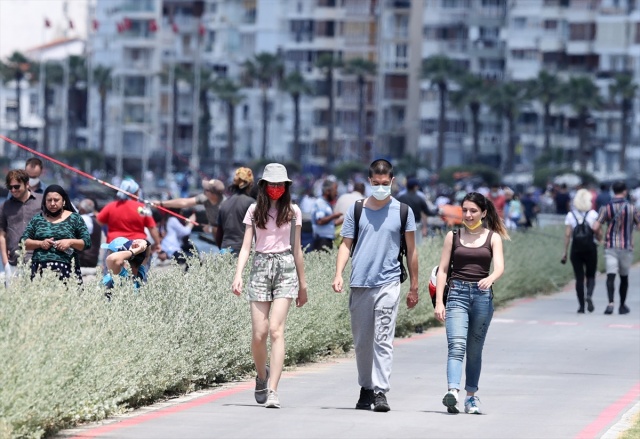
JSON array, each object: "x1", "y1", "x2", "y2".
[
  {"x1": 571, "y1": 211, "x2": 595, "y2": 252},
  {"x1": 350, "y1": 199, "x2": 409, "y2": 283}
]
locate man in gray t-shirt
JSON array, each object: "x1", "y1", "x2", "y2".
[{"x1": 332, "y1": 159, "x2": 419, "y2": 413}]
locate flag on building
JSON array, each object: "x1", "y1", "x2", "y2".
[
  {"x1": 44, "y1": 18, "x2": 51, "y2": 28},
  {"x1": 92, "y1": 19, "x2": 99, "y2": 31},
  {"x1": 69, "y1": 19, "x2": 74, "y2": 29},
  {"x1": 148, "y1": 19, "x2": 158, "y2": 32}
]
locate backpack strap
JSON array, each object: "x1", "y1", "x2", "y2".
[
  {"x1": 398, "y1": 202, "x2": 409, "y2": 259},
  {"x1": 350, "y1": 199, "x2": 364, "y2": 257},
  {"x1": 570, "y1": 210, "x2": 584, "y2": 225}
]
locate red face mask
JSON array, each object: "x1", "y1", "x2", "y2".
[{"x1": 266, "y1": 185, "x2": 286, "y2": 200}]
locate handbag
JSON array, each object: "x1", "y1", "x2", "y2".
[{"x1": 430, "y1": 229, "x2": 457, "y2": 308}]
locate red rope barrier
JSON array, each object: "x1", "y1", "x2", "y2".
[{"x1": 0, "y1": 134, "x2": 199, "y2": 226}]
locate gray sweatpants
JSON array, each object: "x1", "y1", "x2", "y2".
[{"x1": 349, "y1": 281, "x2": 401, "y2": 394}]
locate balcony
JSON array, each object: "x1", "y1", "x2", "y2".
[
  {"x1": 386, "y1": 0, "x2": 410, "y2": 9},
  {"x1": 383, "y1": 86, "x2": 407, "y2": 101},
  {"x1": 121, "y1": 0, "x2": 155, "y2": 13}
]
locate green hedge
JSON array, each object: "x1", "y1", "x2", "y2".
[{"x1": 1, "y1": 228, "x2": 638, "y2": 438}]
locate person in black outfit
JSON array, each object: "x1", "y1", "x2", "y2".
[
  {"x1": 555, "y1": 183, "x2": 571, "y2": 215},
  {"x1": 397, "y1": 179, "x2": 431, "y2": 245},
  {"x1": 216, "y1": 167, "x2": 255, "y2": 254}
]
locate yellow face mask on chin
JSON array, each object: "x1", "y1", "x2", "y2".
[{"x1": 464, "y1": 219, "x2": 484, "y2": 230}]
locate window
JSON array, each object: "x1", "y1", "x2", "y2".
[
  {"x1": 569, "y1": 22, "x2": 596, "y2": 40},
  {"x1": 544, "y1": 20, "x2": 557, "y2": 30},
  {"x1": 512, "y1": 17, "x2": 526, "y2": 29}
]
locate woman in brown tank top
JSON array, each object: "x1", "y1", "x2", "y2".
[{"x1": 434, "y1": 192, "x2": 510, "y2": 415}]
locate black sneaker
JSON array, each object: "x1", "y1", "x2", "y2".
[
  {"x1": 619, "y1": 305, "x2": 630, "y2": 314},
  {"x1": 604, "y1": 305, "x2": 614, "y2": 315},
  {"x1": 373, "y1": 392, "x2": 390, "y2": 412},
  {"x1": 586, "y1": 298, "x2": 594, "y2": 313},
  {"x1": 355, "y1": 387, "x2": 374, "y2": 410}
]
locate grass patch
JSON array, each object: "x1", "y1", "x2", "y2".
[
  {"x1": 1, "y1": 228, "x2": 638, "y2": 438},
  {"x1": 619, "y1": 411, "x2": 640, "y2": 439}
]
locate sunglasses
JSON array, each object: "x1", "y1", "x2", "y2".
[{"x1": 8, "y1": 184, "x2": 22, "y2": 190}]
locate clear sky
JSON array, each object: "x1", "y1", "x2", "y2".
[{"x1": 0, "y1": 0, "x2": 88, "y2": 59}]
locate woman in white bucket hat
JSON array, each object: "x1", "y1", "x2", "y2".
[{"x1": 232, "y1": 163, "x2": 308, "y2": 409}]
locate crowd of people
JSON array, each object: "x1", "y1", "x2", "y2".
[{"x1": 0, "y1": 156, "x2": 638, "y2": 415}]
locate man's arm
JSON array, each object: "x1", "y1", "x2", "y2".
[
  {"x1": 160, "y1": 197, "x2": 198, "y2": 209},
  {"x1": 0, "y1": 230, "x2": 8, "y2": 266},
  {"x1": 332, "y1": 237, "x2": 352, "y2": 293}
]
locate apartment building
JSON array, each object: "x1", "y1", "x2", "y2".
[
  {"x1": 0, "y1": 38, "x2": 85, "y2": 158},
  {"x1": 87, "y1": 0, "x2": 639, "y2": 178},
  {"x1": 420, "y1": 0, "x2": 639, "y2": 175}
]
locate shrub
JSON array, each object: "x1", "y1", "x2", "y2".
[{"x1": 1, "y1": 229, "x2": 638, "y2": 438}]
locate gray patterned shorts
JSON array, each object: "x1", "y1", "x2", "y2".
[{"x1": 247, "y1": 251, "x2": 299, "y2": 301}]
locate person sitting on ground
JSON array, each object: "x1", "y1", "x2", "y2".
[
  {"x1": 101, "y1": 237, "x2": 152, "y2": 290},
  {"x1": 21, "y1": 185, "x2": 91, "y2": 283}
]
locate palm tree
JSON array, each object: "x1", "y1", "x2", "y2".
[
  {"x1": 243, "y1": 52, "x2": 283, "y2": 159},
  {"x1": 421, "y1": 55, "x2": 464, "y2": 171},
  {"x1": 280, "y1": 70, "x2": 313, "y2": 164},
  {"x1": 316, "y1": 53, "x2": 343, "y2": 167},
  {"x1": 609, "y1": 73, "x2": 637, "y2": 172},
  {"x1": 560, "y1": 76, "x2": 603, "y2": 172},
  {"x1": 486, "y1": 81, "x2": 529, "y2": 174},
  {"x1": 210, "y1": 77, "x2": 244, "y2": 168},
  {"x1": 343, "y1": 58, "x2": 376, "y2": 162},
  {"x1": 450, "y1": 73, "x2": 485, "y2": 164},
  {"x1": 93, "y1": 65, "x2": 112, "y2": 154},
  {"x1": 0, "y1": 52, "x2": 31, "y2": 143},
  {"x1": 525, "y1": 71, "x2": 563, "y2": 153},
  {"x1": 67, "y1": 55, "x2": 87, "y2": 150},
  {"x1": 198, "y1": 69, "x2": 214, "y2": 160}
]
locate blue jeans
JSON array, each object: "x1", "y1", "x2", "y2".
[{"x1": 445, "y1": 279, "x2": 494, "y2": 393}]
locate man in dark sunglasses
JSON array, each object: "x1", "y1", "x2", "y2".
[{"x1": 0, "y1": 169, "x2": 43, "y2": 285}]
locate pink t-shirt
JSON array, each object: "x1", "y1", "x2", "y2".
[{"x1": 243, "y1": 204, "x2": 302, "y2": 253}]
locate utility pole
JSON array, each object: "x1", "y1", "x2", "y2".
[{"x1": 190, "y1": 23, "x2": 202, "y2": 185}]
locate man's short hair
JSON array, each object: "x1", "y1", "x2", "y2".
[
  {"x1": 612, "y1": 180, "x2": 627, "y2": 195},
  {"x1": 369, "y1": 159, "x2": 393, "y2": 178},
  {"x1": 25, "y1": 157, "x2": 43, "y2": 169},
  {"x1": 6, "y1": 169, "x2": 29, "y2": 188}
]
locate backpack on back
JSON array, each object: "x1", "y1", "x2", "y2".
[
  {"x1": 350, "y1": 199, "x2": 409, "y2": 283},
  {"x1": 571, "y1": 211, "x2": 594, "y2": 252}
]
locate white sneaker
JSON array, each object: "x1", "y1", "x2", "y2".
[
  {"x1": 464, "y1": 396, "x2": 482, "y2": 414},
  {"x1": 442, "y1": 389, "x2": 459, "y2": 414},
  {"x1": 265, "y1": 390, "x2": 280, "y2": 408}
]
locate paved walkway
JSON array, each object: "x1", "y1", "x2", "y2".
[{"x1": 58, "y1": 265, "x2": 640, "y2": 439}]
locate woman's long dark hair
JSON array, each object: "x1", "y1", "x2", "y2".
[
  {"x1": 253, "y1": 181, "x2": 294, "y2": 229},
  {"x1": 462, "y1": 192, "x2": 510, "y2": 240}
]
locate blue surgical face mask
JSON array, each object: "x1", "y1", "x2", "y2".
[{"x1": 372, "y1": 184, "x2": 392, "y2": 201}]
